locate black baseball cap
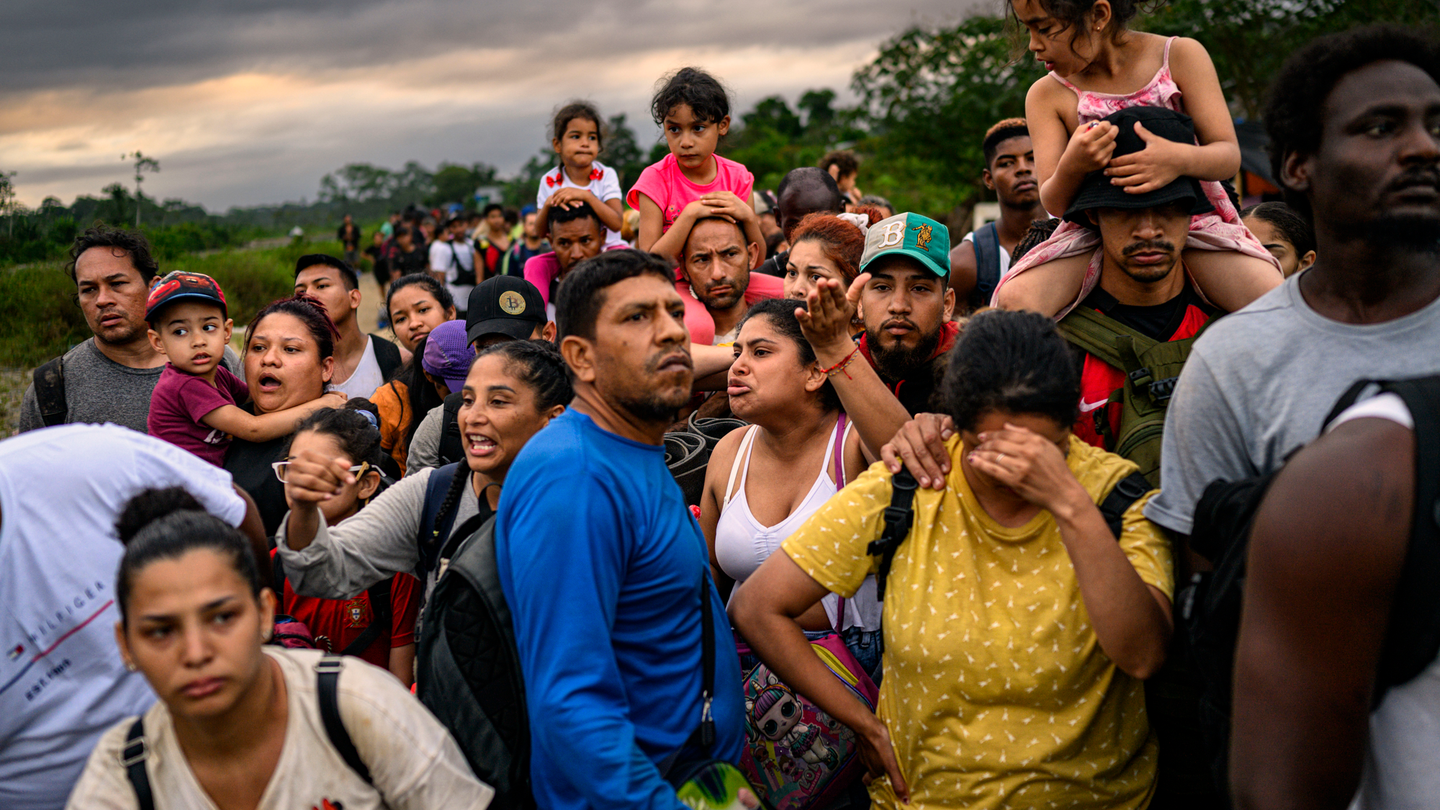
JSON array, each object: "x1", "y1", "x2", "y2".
[
  {"x1": 466, "y1": 276, "x2": 546, "y2": 345},
  {"x1": 1064, "y1": 107, "x2": 1214, "y2": 226}
]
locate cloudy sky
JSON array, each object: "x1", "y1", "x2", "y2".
[{"x1": 2, "y1": 0, "x2": 991, "y2": 211}]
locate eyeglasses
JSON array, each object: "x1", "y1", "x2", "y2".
[{"x1": 271, "y1": 460, "x2": 367, "y2": 483}]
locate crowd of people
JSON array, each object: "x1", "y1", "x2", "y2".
[{"x1": 3, "y1": 5, "x2": 1440, "y2": 810}]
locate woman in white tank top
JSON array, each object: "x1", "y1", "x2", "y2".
[{"x1": 698, "y1": 299, "x2": 882, "y2": 679}]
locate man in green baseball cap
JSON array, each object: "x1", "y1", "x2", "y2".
[{"x1": 850, "y1": 212, "x2": 959, "y2": 415}]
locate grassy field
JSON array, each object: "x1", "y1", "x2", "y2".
[{"x1": 0, "y1": 234, "x2": 370, "y2": 435}]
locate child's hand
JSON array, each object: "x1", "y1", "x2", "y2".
[
  {"x1": 1061, "y1": 120, "x2": 1119, "y2": 175},
  {"x1": 678, "y1": 198, "x2": 714, "y2": 223},
  {"x1": 547, "y1": 187, "x2": 592, "y2": 210},
  {"x1": 698, "y1": 191, "x2": 756, "y2": 224},
  {"x1": 322, "y1": 391, "x2": 348, "y2": 406},
  {"x1": 1105, "y1": 121, "x2": 1187, "y2": 194}
]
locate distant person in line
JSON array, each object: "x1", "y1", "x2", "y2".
[
  {"x1": 819, "y1": 149, "x2": 863, "y2": 208},
  {"x1": 1240, "y1": 201, "x2": 1317, "y2": 277},
  {"x1": 337, "y1": 214, "x2": 362, "y2": 267},
  {"x1": 292, "y1": 253, "x2": 406, "y2": 397},
  {"x1": 19, "y1": 225, "x2": 240, "y2": 434},
  {"x1": 473, "y1": 203, "x2": 513, "y2": 279},
  {"x1": 430, "y1": 216, "x2": 477, "y2": 317}
]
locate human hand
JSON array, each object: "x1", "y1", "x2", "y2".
[
  {"x1": 323, "y1": 390, "x2": 348, "y2": 406},
  {"x1": 968, "y1": 424, "x2": 1084, "y2": 513},
  {"x1": 857, "y1": 716, "x2": 910, "y2": 803},
  {"x1": 795, "y1": 274, "x2": 865, "y2": 356},
  {"x1": 698, "y1": 191, "x2": 756, "y2": 224},
  {"x1": 1062, "y1": 120, "x2": 1119, "y2": 175},
  {"x1": 881, "y1": 413, "x2": 955, "y2": 490},
  {"x1": 282, "y1": 449, "x2": 356, "y2": 506},
  {"x1": 1105, "y1": 122, "x2": 1185, "y2": 193},
  {"x1": 547, "y1": 187, "x2": 592, "y2": 210}
]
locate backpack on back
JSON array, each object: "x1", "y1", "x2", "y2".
[
  {"x1": 968, "y1": 221, "x2": 1002, "y2": 311},
  {"x1": 1181, "y1": 374, "x2": 1440, "y2": 801},
  {"x1": 1057, "y1": 305, "x2": 1207, "y2": 486}
]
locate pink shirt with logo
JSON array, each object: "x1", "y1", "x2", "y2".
[
  {"x1": 626, "y1": 153, "x2": 755, "y2": 236},
  {"x1": 147, "y1": 363, "x2": 250, "y2": 466}
]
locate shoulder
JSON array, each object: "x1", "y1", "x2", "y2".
[
  {"x1": 1167, "y1": 36, "x2": 1213, "y2": 67},
  {"x1": 1190, "y1": 280, "x2": 1297, "y2": 360},
  {"x1": 745, "y1": 272, "x2": 785, "y2": 301},
  {"x1": 65, "y1": 716, "x2": 142, "y2": 809},
  {"x1": 1066, "y1": 436, "x2": 1142, "y2": 499},
  {"x1": 707, "y1": 427, "x2": 748, "y2": 486},
  {"x1": 1027, "y1": 73, "x2": 1072, "y2": 107}
]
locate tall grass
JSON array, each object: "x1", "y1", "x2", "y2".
[{"x1": 0, "y1": 237, "x2": 348, "y2": 367}]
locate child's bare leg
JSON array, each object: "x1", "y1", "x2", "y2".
[
  {"x1": 994, "y1": 253, "x2": 1091, "y2": 317},
  {"x1": 1184, "y1": 248, "x2": 1283, "y2": 313}
]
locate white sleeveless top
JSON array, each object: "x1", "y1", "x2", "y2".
[{"x1": 715, "y1": 417, "x2": 880, "y2": 631}]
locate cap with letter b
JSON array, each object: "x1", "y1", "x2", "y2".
[{"x1": 859, "y1": 213, "x2": 951, "y2": 278}]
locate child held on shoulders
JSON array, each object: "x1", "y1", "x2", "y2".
[
  {"x1": 627, "y1": 66, "x2": 765, "y2": 264},
  {"x1": 146, "y1": 272, "x2": 343, "y2": 466},
  {"x1": 993, "y1": 0, "x2": 1281, "y2": 319},
  {"x1": 536, "y1": 101, "x2": 627, "y2": 249}
]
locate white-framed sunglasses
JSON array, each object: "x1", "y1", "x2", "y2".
[{"x1": 271, "y1": 460, "x2": 368, "y2": 483}]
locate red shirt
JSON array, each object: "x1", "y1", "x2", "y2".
[
  {"x1": 269, "y1": 548, "x2": 422, "y2": 669},
  {"x1": 1072, "y1": 288, "x2": 1213, "y2": 448},
  {"x1": 148, "y1": 364, "x2": 250, "y2": 466}
]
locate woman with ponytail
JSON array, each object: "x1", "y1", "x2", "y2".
[
  {"x1": 272, "y1": 339, "x2": 571, "y2": 601},
  {"x1": 65, "y1": 487, "x2": 493, "y2": 809}
]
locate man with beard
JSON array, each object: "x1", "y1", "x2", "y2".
[
  {"x1": 1053, "y1": 108, "x2": 1220, "y2": 458},
  {"x1": 677, "y1": 216, "x2": 780, "y2": 345},
  {"x1": 795, "y1": 212, "x2": 956, "y2": 459},
  {"x1": 19, "y1": 225, "x2": 240, "y2": 433},
  {"x1": 754, "y1": 167, "x2": 847, "y2": 278},
  {"x1": 950, "y1": 118, "x2": 1050, "y2": 312},
  {"x1": 495, "y1": 250, "x2": 747, "y2": 810}
]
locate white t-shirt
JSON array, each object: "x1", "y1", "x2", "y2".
[
  {"x1": 0, "y1": 424, "x2": 245, "y2": 810},
  {"x1": 961, "y1": 227, "x2": 1011, "y2": 278},
  {"x1": 428, "y1": 239, "x2": 475, "y2": 312},
  {"x1": 65, "y1": 647, "x2": 494, "y2": 810},
  {"x1": 536, "y1": 161, "x2": 625, "y2": 248},
  {"x1": 331, "y1": 336, "x2": 386, "y2": 399}
]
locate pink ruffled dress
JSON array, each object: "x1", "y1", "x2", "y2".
[{"x1": 992, "y1": 36, "x2": 1278, "y2": 317}]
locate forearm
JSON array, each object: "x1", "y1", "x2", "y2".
[
  {"x1": 389, "y1": 644, "x2": 416, "y2": 687},
  {"x1": 647, "y1": 211, "x2": 696, "y2": 264},
  {"x1": 1178, "y1": 140, "x2": 1241, "y2": 182},
  {"x1": 590, "y1": 196, "x2": 623, "y2": 232},
  {"x1": 283, "y1": 501, "x2": 322, "y2": 551},
  {"x1": 813, "y1": 341, "x2": 910, "y2": 459},
  {"x1": 1052, "y1": 490, "x2": 1171, "y2": 678},
  {"x1": 275, "y1": 480, "x2": 424, "y2": 597},
  {"x1": 1040, "y1": 169, "x2": 1086, "y2": 218},
  {"x1": 690, "y1": 343, "x2": 735, "y2": 379},
  {"x1": 209, "y1": 399, "x2": 326, "y2": 443}
]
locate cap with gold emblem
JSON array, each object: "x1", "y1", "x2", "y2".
[
  {"x1": 859, "y1": 212, "x2": 951, "y2": 278},
  {"x1": 466, "y1": 276, "x2": 547, "y2": 345}
]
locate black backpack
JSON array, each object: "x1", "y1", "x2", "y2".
[
  {"x1": 414, "y1": 462, "x2": 532, "y2": 808},
  {"x1": 33, "y1": 355, "x2": 67, "y2": 427},
  {"x1": 1181, "y1": 375, "x2": 1440, "y2": 801},
  {"x1": 967, "y1": 220, "x2": 1002, "y2": 312},
  {"x1": 123, "y1": 654, "x2": 376, "y2": 810},
  {"x1": 370, "y1": 334, "x2": 403, "y2": 383},
  {"x1": 438, "y1": 392, "x2": 466, "y2": 468}
]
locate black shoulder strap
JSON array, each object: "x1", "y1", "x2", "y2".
[
  {"x1": 660, "y1": 569, "x2": 717, "y2": 780},
  {"x1": 33, "y1": 356, "x2": 66, "y2": 427},
  {"x1": 123, "y1": 718, "x2": 154, "y2": 810},
  {"x1": 1098, "y1": 471, "x2": 1153, "y2": 540},
  {"x1": 271, "y1": 552, "x2": 287, "y2": 599},
  {"x1": 866, "y1": 469, "x2": 919, "y2": 601},
  {"x1": 370, "y1": 336, "x2": 402, "y2": 383},
  {"x1": 969, "y1": 222, "x2": 1002, "y2": 310},
  {"x1": 340, "y1": 578, "x2": 395, "y2": 657},
  {"x1": 316, "y1": 653, "x2": 374, "y2": 785},
  {"x1": 438, "y1": 392, "x2": 466, "y2": 467},
  {"x1": 416, "y1": 462, "x2": 463, "y2": 577}
]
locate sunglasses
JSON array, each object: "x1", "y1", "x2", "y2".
[{"x1": 271, "y1": 460, "x2": 368, "y2": 483}]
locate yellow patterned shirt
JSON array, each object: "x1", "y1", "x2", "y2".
[{"x1": 782, "y1": 435, "x2": 1172, "y2": 810}]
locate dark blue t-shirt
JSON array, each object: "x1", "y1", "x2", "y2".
[{"x1": 495, "y1": 408, "x2": 743, "y2": 810}]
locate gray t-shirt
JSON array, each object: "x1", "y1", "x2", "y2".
[
  {"x1": 405, "y1": 403, "x2": 447, "y2": 475},
  {"x1": 18, "y1": 340, "x2": 242, "y2": 435},
  {"x1": 1144, "y1": 274, "x2": 1440, "y2": 535}
]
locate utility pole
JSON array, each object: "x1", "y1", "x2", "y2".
[
  {"x1": 0, "y1": 171, "x2": 15, "y2": 240},
  {"x1": 123, "y1": 151, "x2": 160, "y2": 228}
]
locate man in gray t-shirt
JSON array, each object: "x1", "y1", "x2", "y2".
[
  {"x1": 18, "y1": 226, "x2": 240, "y2": 435},
  {"x1": 1143, "y1": 43, "x2": 1440, "y2": 539}
]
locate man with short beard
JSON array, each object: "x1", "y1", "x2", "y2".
[
  {"x1": 19, "y1": 226, "x2": 240, "y2": 433},
  {"x1": 678, "y1": 216, "x2": 779, "y2": 344},
  {"x1": 494, "y1": 250, "x2": 747, "y2": 810}
]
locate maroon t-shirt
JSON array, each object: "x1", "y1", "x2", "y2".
[{"x1": 147, "y1": 364, "x2": 250, "y2": 466}]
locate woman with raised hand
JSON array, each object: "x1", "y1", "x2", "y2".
[
  {"x1": 730, "y1": 310, "x2": 1174, "y2": 810},
  {"x1": 65, "y1": 487, "x2": 492, "y2": 810}
]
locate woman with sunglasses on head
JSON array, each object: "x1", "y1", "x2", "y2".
[
  {"x1": 65, "y1": 487, "x2": 493, "y2": 810},
  {"x1": 268, "y1": 401, "x2": 422, "y2": 686}
]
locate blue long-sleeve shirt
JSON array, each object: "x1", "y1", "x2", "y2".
[{"x1": 495, "y1": 409, "x2": 744, "y2": 810}]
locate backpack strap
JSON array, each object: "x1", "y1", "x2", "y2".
[
  {"x1": 968, "y1": 222, "x2": 1002, "y2": 310},
  {"x1": 1056, "y1": 305, "x2": 1161, "y2": 372},
  {"x1": 33, "y1": 356, "x2": 67, "y2": 427},
  {"x1": 122, "y1": 718, "x2": 155, "y2": 810},
  {"x1": 438, "y1": 393, "x2": 466, "y2": 467},
  {"x1": 370, "y1": 336, "x2": 402, "y2": 383},
  {"x1": 340, "y1": 578, "x2": 394, "y2": 657},
  {"x1": 660, "y1": 569, "x2": 718, "y2": 779},
  {"x1": 1098, "y1": 471, "x2": 1152, "y2": 539},
  {"x1": 315, "y1": 653, "x2": 374, "y2": 785},
  {"x1": 866, "y1": 469, "x2": 919, "y2": 601},
  {"x1": 417, "y1": 463, "x2": 463, "y2": 578}
]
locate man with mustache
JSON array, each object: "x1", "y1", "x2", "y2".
[
  {"x1": 677, "y1": 216, "x2": 779, "y2": 345},
  {"x1": 494, "y1": 250, "x2": 748, "y2": 810},
  {"x1": 1053, "y1": 107, "x2": 1220, "y2": 456}
]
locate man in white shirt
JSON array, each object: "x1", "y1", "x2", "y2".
[
  {"x1": 0, "y1": 425, "x2": 265, "y2": 810},
  {"x1": 429, "y1": 217, "x2": 477, "y2": 317},
  {"x1": 293, "y1": 254, "x2": 405, "y2": 398}
]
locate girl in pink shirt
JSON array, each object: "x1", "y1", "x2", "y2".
[{"x1": 627, "y1": 67, "x2": 765, "y2": 265}]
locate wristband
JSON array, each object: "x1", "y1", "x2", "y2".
[{"x1": 822, "y1": 346, "x2": 861, "y2": 380}]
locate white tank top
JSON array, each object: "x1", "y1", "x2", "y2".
[{"x1": 714, "y1": 416, "x2": 880, "y2": 630}]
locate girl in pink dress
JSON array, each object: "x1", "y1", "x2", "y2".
[{"x1": 995, "y1": 0, "x2": 1282, "y2": 318}]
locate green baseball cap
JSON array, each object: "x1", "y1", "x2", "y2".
[{"x1": 859, "y1": 213, "x2": 951, "y2": 278}]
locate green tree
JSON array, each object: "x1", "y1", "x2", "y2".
[
  {"x1": 606, "y1": 113, "x2": 648, "y2": 190},
  {"x1": 123, "y1": 151, "x2": 160, "y2": 227},
  {"x1": 0, "y1": 171, "x2": 16, "y2": 239},
  {"x1": 428, "y1": 162, "x2": 498, "y2": 208}
]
